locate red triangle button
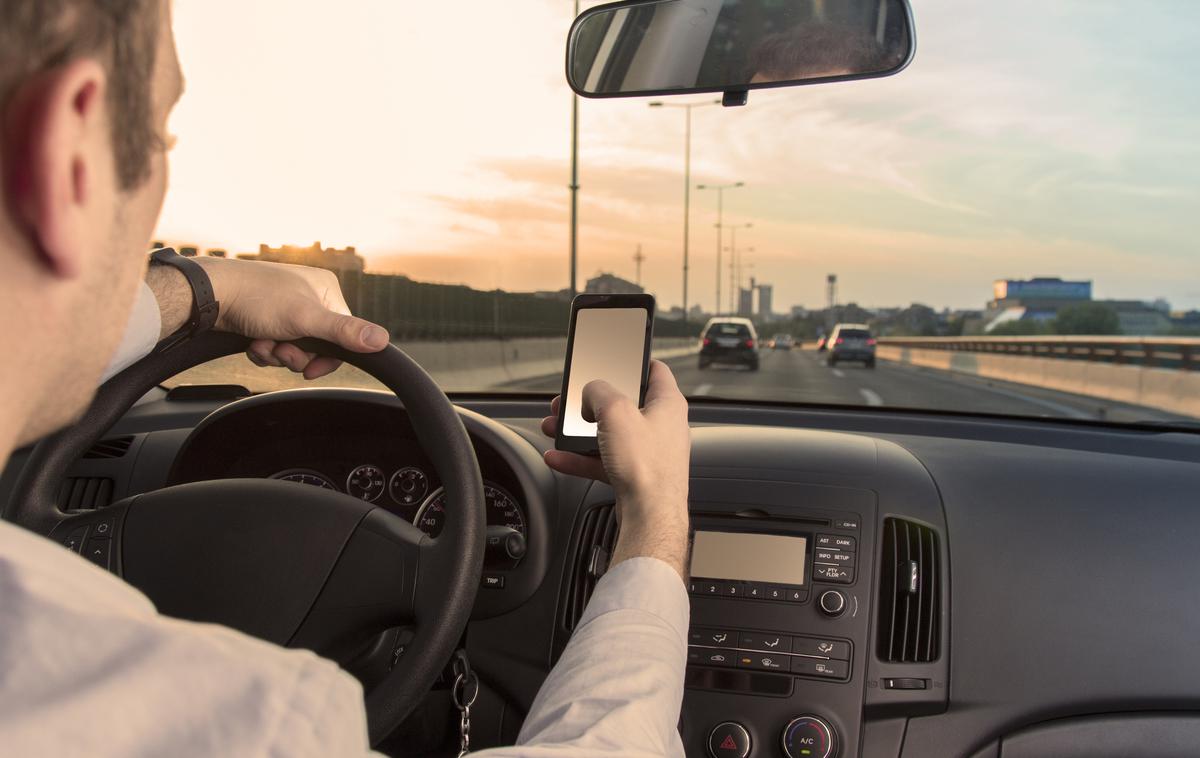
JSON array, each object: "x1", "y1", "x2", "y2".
[{"x1": 720, "y1": 734, "x2": 738, "y2": 750}]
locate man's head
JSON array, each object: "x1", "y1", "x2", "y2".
[{"x1": 0, "y1": 0, "x2": 181, "y2": 445}]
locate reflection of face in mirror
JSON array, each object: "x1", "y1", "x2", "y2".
[{"x1": 747, "y1": 24, "x2": 893, "y2": 85}]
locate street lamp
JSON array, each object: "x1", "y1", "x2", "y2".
[
  {"x1": 726, "y1": 222, "x2": 753, "y2": 312},
  {"x1": 649, "y1": 98, "x2": 720, "y2": 323},
  {"x1": 696, "y1": 182, "x2": 744, "y2": 315}
]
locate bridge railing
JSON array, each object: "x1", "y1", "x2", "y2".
[{"x1": 877, "y1": 336, "x2": 1200, "y2": 372}]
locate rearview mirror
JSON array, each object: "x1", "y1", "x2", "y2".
[{"x1": 567, "y1": 0, "x2": 914, "y2": 101}]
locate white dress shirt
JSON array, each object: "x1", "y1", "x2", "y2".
[{"x1": 3, "y1": 283, "x2": 690, "y2": 757}]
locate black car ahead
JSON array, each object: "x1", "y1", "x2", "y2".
[{"x1": 699, "y1": 318, "x2": 759, "y2": 371}]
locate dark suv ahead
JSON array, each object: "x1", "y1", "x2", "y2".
[
  {"x1": 699, "y1": 318, "x2": 759, "y2": 371},
  {"x1": 827, "y1": 323, "x2": 876, "y2": 368}
]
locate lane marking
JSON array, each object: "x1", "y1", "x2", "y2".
[
  {"x1": 694, "y1": 383, "x2": 713, "y2": 396},
  {"x1": 859, "y1": 388, "x2": 884, "y2": 406},
  {"x1": 832, "y1": 369, "x2": 846, "y2": 378}
]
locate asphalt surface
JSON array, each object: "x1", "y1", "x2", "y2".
[{"x1": 504, "y1": 347, "x2": 1191, "y2": 424}]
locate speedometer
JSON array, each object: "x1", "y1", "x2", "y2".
[
  {"x1": 270, "y1": 468, "x2": 336, "y2": 490},
  {"x1": 413, "y1": 482, "x2": 526, "y2": 539}
]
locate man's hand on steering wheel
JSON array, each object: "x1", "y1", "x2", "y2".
[{"x1": 147, "y1": 256, "x2": 391, "y2": 378}]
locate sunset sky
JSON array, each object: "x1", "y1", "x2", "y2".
[{"x1": 158, "y1": 0, "x2": 1200, "y2": 312}]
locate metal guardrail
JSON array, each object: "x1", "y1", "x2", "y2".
[{"x1": 877, "y1": 336, "x2": 1200, "y2": 371}]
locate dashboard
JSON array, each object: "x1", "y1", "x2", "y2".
[{"x1": 4, "y1": 387, "x2": 1200, "y2": 758}]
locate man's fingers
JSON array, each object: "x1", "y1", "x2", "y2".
[
  {"x1": 248, "y1": 339, "x2": 285, "y2": 368},
  {"x1": 543, "y1": 450, "x2": 609, "y2": 483},
  {"x1": 550, "y1": 395, "x2": 561, "y2": 417},
  {"x1": 540, "y1": 415, "x2": 557, "y2": 438},
  {"x1": 295, "y1": 304, "x2": 390, "y2": 353},
  {"x1": 303, "y1": 356, "x2": 343, "y2": 380},
  {"x1": 272, "y1": 342, "x2": 312, "y2": 373},
  {"x1": 643, "y1": 359, "x2": 684, "y2": 405}
]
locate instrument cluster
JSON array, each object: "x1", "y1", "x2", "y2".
[{"x1": 270, "y1": 464, "x2": 525, "y2": 540}]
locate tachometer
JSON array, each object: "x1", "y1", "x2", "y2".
[
  {"x1": 389, "y1": 467, "x2": 429, "y2": 506},
  {"x1": 346, "y1": 464, "x2": 386, "y2": 502},
  {"x1": 270, "y1": 468, "x2": 336, "y2": 490},
  {"x1": 412, "y1": 482, "x2": 526, "y2": 539}
]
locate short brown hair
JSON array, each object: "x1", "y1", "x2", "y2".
[{"x1": 0, "y1": 0, "x2": 162, "y2": 190}]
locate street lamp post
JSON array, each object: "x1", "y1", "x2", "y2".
[
  {"x1": 649, "y1": 99, "x2": 720, "y2": 324},
  {"x1": 727, "y1": 222, "x2": 752, "y2": 312},
  {"x1": 568, "y1": 0, "x2": 581, "y2": 299},
  {"x1": 696, "y1": 181, "x2": 744, "y2": 315}
]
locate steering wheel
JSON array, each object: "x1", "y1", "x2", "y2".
[{"x1": 5, "y1": 331, "x2": 486, "y2": 745}]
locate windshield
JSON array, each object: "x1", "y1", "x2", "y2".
[{"x1": 161, "y1": 0, "x2": 1199, "y2": 426}]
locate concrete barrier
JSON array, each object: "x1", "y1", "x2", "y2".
[
  {"x1": 878, "y1": 345, "x2": 1200, "y2": 419},
  {"x1": 170, "y1": 337, "x2": 699, "y2": 393}
]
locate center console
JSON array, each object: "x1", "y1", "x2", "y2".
[{"x1": 681, "y1": 478, "x2": 877, "y2": 758}]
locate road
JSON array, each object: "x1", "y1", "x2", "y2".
[{"x1": 504, "y1": 347, "x2": 1190, "y2": 424}]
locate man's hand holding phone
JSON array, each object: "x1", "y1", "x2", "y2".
[{"x1": 541, "y1": 360, "x2": 691, "y2": 581}]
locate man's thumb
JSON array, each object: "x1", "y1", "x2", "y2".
[{"x1": 299, "y1": 306, "x2": 390, "y2": 352}]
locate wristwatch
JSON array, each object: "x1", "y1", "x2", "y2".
[{"x1": 148, "y1": 248, "x2": 220, "y2": 350}]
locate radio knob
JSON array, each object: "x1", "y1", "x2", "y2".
[
  {"x1": 781, "y1": 715, "x2": 837, "y2": 758},
  {"x1": 818, "y1": 590, "x2": 846, "y2": 617}
]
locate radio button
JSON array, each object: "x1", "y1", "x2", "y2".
[
  {"x1": 834, "y1": 518, "x2": 860, "y2": 530},
  {"x1": 814, "y1": 549, "x2": 855, "y2": 565},
  {"x1": 698, "y1": 581, "x2": 722, "y2": 595},
  {"x1": 792, "y1": 637, "x2": 850, "y2": 660},
  {"x1": 791, "y1": 657, "x2": 849, "y2": 679},
  {"x1": 720, "y1": 583, "x2": 742, "y2": 598},
  {"x1": 816, "y1": 534, "x2": 856, "y2": 551},
  {"x1": 744, "y1": 583, "x2": 767, "y2": 599},
  {"x1": 764, "y1": 585, "x2": 787, "y2": 601},
  {"x1": 690, "y1": 628, "x2": 738, "y2": 648},
  {"x1": 783, "y1": 587, "x2": 807, "y2": 602},
  {"x1": 737, "y1": 652, "x2": 787, "y2": 671},
  {"x1": 813, "y1": 565, "x2": 854, "y2": 584},
  {"x1": 739, "y1": 632, "x2": 790, "y2": 652}
]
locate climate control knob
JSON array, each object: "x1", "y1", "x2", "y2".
[
  {"x1": 818, "y1": 590, "x2": 846, "y2": 617},
  {"x1": 781, "y1": 715, "x2": 837, "y2": 758}
]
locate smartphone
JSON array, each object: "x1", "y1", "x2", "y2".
[{"x1": 555, "y1": 294, "x2": 655, "y2": 455}]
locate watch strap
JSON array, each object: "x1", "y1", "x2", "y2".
[{"x1": 148, "y1": 248, "x2": 220, "y2": 350}]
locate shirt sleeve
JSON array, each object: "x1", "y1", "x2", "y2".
[
  {"x1": 475, "y1": 556, "x2": 689, "y2": 758},
  {"x1": 100, "y1": 281, "x2": 162, "y2": 383}
]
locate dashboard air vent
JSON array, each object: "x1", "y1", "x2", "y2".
[
  {"x1": 562, "y1": 504, "x2": 619, "y2": 634},
  {"x1": 84, "y1": 436, "x2": 135, "y2": 459},
  {"x1": 58, "y1": 477, "x2": 115, "y2": 512},
  {"x1": 878, "y1": 517, "x2": 940, "y2": 663}
]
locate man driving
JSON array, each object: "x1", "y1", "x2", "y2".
[{"x1": 0, "y1": 1, "x2": 691, "y2": 755}]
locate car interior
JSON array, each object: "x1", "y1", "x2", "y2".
[{"x1": 3, "y1": 1, "x2": 1200, "y2": 757}]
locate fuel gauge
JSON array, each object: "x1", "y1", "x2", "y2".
[
  {"x1": 389, "y1": 467, "x2": 429, "y2": 506},
  {"x1": 346, "y1": 465, "x2": 386, "y2": 502}
]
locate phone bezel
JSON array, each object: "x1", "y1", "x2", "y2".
[{"x1": 554, "y1": 293, "x2": 656, "y2": 455}]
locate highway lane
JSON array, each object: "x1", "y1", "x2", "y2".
[{"x1": 504, "y1": 347, "x2": 1191, "y2": 424}]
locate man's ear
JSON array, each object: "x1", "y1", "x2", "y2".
[{"x1": 4, "y1": 59, "x2": 109, "y2": 279}]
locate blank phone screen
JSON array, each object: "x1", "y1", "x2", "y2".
[{"x1": 563, "y1": 307, "x2": 649, "y2": 437}]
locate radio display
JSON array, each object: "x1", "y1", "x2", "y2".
[{"x1": 690, "y1": 531, "x2": 809, "y2": 586}]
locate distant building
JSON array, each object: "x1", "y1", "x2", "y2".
[
  {"x1": 1105, "y1": 301, "x2": 1172, "y2": 335},
  {"x1": 239, "y1": 241, "x2": 365, "y2": 277},
  {"x1": 584, "y1": 272, "x2": 643, "y2": 295},
  {"x1": 986, "y1": 276, "x2": 1093, "y2": 332},
  {"x1": 791, "y1": 305, "x2": 808, "y2": 318},
  {"x1": 757, "y1": 285, "x2": 774, "y2": 321},
  {"x1": 206, "y1": 249, "x2": 227, "y2": 258},
  {"x1": 737, "y1": 288, "x2": 754, "y2": 318},
  {"x1": 993, "y1": 277, "x2": 1092, "y2": 302}
]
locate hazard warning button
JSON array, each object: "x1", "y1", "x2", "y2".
[{"x1": 707, "y1": 721, "x2": 751, "y2": 758}]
